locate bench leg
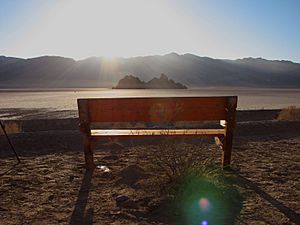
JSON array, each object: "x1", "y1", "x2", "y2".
[
  {"x1": 84, "y1": 137, "x2": 96, "y2": 170},
  {"x1": 222, "y1": 96, "x2": 237, "y2": 169},
  {"x1": 222, "y1": 131, "x2": 233, "y2": 168}
]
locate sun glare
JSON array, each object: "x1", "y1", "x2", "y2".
[{"x1": 11, "y1": 0, "x2": 201, "y2": 59}]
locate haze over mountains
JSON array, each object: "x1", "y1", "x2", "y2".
[{"x1": 1, "y1": 53, "x2": 300, "y2": 88}]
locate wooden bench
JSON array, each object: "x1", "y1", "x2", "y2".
[{"x1": 77, "y1": 96, "x2": 237, "y2": 170}]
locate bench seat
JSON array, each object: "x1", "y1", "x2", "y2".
[{"x1": 91, "y1": 128, "x2": 225, "y2": 137}]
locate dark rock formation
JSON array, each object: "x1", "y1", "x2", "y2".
[
  {"x1": 113, "y1": 74, "x2": 187, "y2": 89},
  {"x1": 113, "y1": 75, "x2": 146, "y2": 89}
]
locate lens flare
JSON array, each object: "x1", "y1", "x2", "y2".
[
  {"x1": 201, "y1": 220, "x2": 208, "y2": 225},
  {"x1": 199, "y1": 198, "x2": 210, "y2": 212}
]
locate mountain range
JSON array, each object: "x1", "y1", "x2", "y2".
[{"x1": 1, "y1": 53, "x2": 300, "y2": 88}]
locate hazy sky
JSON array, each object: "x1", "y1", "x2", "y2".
[{"x1": 1, "y1": 0, "x2": 300, "y2": 62}]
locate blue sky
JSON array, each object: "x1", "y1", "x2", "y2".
[{"x1": 0, "y1": 0, "x2": 300, "y2": 62}]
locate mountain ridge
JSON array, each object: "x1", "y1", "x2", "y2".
[{"x1": 0, "y1": 53, "x2": 300, "y2": 88}]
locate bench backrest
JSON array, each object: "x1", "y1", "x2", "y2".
[{"x1": 78, "y1": 96, "x2": 237, "y2": 126}]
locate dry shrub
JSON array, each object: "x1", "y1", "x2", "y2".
[
  {"x1": 143, "y1": 138, "x2": 218, "y2": 184},
  {"x1": 141, "y1": 139, "x2": 243, "y2": 225},
  {"x1": 277, "y1": 106, "x2": 300, "y2": 121}
]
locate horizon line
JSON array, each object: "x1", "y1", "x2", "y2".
[{"x1": 0, "y1": 52, "x2": 299, "y2": 64}]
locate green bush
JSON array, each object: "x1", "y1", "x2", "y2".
[
  {"x1": 143, "y1": 141, "x2": 244, "y2": 224},
  {"x1": 162, "y1": 166, "x2": 243, "y2": 225}
]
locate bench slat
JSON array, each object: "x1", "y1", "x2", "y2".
[
  {"x1": 91, "y1": 128, "x2": 225, "y2": 137},
  {"x1": 83, "y1": 97, "x2": 230, "y2": 122}
]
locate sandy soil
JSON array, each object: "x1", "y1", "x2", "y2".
[{"x1": 0, "y1": 112, "x2": 300, "y2": 224}]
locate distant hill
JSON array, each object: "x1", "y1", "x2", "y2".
[
  {"x1": 113, "y1": 74, "x2": 187, "y2": 89},
  {"x1": 0, "y1": 53, "x2": 300, "y2": 88}
]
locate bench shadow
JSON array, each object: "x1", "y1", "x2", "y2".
[
  {"x1": 69, "y1": 169, "x2": 94, "y2": 225},
  {"x1": 234, "y1": 171, "x2": 300, "y2": 224}
]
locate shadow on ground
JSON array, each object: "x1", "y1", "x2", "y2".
[
  {"x1": 234, "y1": 171, "x2": 300, "y2": 224},
  {"x1": 69, "y1": 169, "x2": 94, "y2": 225}
]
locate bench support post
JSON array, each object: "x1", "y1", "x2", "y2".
[
  {"x1": 78, "y1": 99, "x2": 97, "y2": 170},
  {"x1": 84, "y1": 137, "x2": 96, "y2": 170},
  {"x1": 222, "y1": 96, "x2": 237, "y2": 168},
  {"x1": 222, "y1": 130, "x2": 233, "y2": 167}
]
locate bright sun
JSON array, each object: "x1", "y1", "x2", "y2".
[{"x1": 13, "y1": 0, "x2": 201, "y2": 59}]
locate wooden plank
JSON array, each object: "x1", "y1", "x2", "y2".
[
  {"x1": 90, "y1": 128, "x2": 225, "y2": 137},
  {"x1": 83, "y1": 97, "x2": 230, "y2": 122}
]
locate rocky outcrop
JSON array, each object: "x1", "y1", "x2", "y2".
[
  {"x1": 112, "y1": 75, "x2": 145, "y2": 89},
  {"x1": 113, "y1": 74, "x2": 187, "y2": 89}
]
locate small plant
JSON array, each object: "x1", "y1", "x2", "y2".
[
  {"x1": 277, "y1": 106, "x2": 300, "y2": 121},
  {"x1": 144, "y1": 139, "x2": 218, "y2": 183},
  {"x1": 166, "y1": 167, "x2": 244, "y2": 225},
  {"x1": 142, "y1": 140, "x2": 244, "y2": 225}
]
